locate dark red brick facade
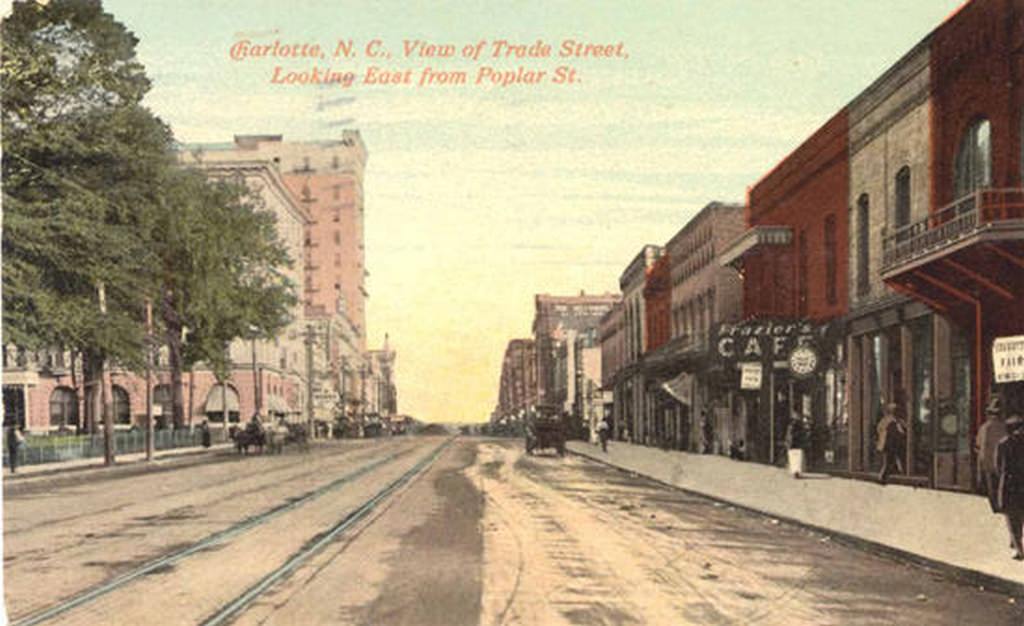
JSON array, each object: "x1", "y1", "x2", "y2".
[
  {"x1": 931, "y1": 0, "x2": 1024, "y2": 209},
  {"x1": 744, "y1": 112, "x2": 850, "y2": 323},
  {"x1": 643, "y1": 254, "x2": 671, "y2": 352}
]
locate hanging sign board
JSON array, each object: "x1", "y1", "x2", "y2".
[
  {"x1": 994, "y1": 335, "x2": 1024, "y2": 383},
  {"x1": 740, "y1": 362, "x2": 763, "y2": 390}
]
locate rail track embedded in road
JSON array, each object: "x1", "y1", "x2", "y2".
[
  {"x1": 10, "y1": 442, "x2": 433, "y2": 626},
  {"x1": 200, "y1": 437, "x2": 453, "y2": 626}
]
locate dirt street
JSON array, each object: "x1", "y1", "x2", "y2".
[{"x1": 4, "y1": 436, "x2": 1023, "y2": 625}]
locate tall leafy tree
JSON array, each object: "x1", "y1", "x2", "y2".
[
  {"x1": 151, "y1": 167, "x2": 297, "y2": 427},
  {"x1": 2, "y1": 0, "x2": 174, "y2": 459}
]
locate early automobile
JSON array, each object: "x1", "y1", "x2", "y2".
[{"x1": 525, "y1": 416, "x2": 566, "y2": 456}]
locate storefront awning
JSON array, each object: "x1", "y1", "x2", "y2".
[
  {"x1": 203, "y1": 387, "x2": 240, "y2": 412},
  {"x1": 266, "y1": 394, "x2": 294, "y2": 414},
  {"x1": 719, "y1": 225, "x2": 793, "y2": 268},
  {"x1": 661, "y1": 371, "x2": 693, "y2": 406}
]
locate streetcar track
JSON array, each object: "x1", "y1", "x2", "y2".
[
  {"x1": 4, "y1": 440, "x2": 395, "y2": 536},
  {"x1": 199, "y1": 437, "x2": 454, "y2": 626},
  {"x1": 10, "y1": 442, "x2": 426, "y2": 626}
]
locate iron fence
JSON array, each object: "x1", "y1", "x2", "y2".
[{"x1": 3, "y1": 428, "x2": 229, "y2": 467}]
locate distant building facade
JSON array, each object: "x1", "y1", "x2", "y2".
[{"x1": 532, "y1": 293, "x2": 621, "y2": 423}]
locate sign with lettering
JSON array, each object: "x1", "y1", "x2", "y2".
[
  {"x1": 740, "y1": 362, "x2": 762, "y2": 390},
  {"x1": 712, "y1": 319, "x2": 820, "y2": 368},
  {"x1": 994, "y1": 335, "x2": 1024, "y2": 383}
]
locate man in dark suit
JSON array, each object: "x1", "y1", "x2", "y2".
[{"x1": 997, "y1": 415, "x2": 1024, "y2": 560}]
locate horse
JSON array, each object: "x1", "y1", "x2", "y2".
[{"x1": 229, "y1": 424, "x2": 265, "y2": 455}]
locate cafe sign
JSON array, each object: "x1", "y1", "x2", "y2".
[{"x1": 712, "y1": 319, "x2": 820, "y2": 368}]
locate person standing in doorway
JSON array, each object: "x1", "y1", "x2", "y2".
[
  {"x1": 785, "y1": 412, "x2": 807, "y2": 478},
  {"x1": 977, "y1": 396, "x2": 1008, "y2": 514},
  {"x1": 998, "y1": 415, "x2": 1024, "y2": 560},
  {"x1": 876, "y1": 402, "x2": 906, "y2": 485}
]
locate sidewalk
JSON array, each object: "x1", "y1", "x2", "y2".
[
  {"x1": 569, "y1": 440, "x2": 1024, "y2": 592},
  {"x1": 3, "y1": 442, "x2": 235, "y2": 482}
]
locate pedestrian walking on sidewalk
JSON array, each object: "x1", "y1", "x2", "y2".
[
  {"x1": 997, "y1": 415, "x2": 1024, "y2": 560},
  {"x1": 977, "y1": 396, "x2": 1007, "y2": 513},
  {"x1": 785, "y1": 412, "x2": 807, "y2": 478},
  {"x1": 6, "y1": 425, "x2": 24, "y2": 474},
  {"x1": 876, "y1": 402, "x2": 906, "y2": 485},
  {"x1": 598, "y1": 419, "x2": 610, "y2": 453}
]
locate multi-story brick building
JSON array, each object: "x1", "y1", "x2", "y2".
[
  {"x1": 496, "y1": 338, "x2": 537, "y2": 423},
  {"x1": 879, "y1": 0, "x2": 1024, "y2": 489},
  {"x1": 640, "y1": 202, "x2": 745, "y2": 453},
  {"x1": 532, "y1": 293, "x2": 621, "y2": 422},
  {"x1": 721, "y1": 112, "x2": 850, "y2": 467},
  {"x1": 614, "y1": 247, "x2": 661, "y2": 443},
  {"x1": 185, "y1": 133, "x2": 369, "y2": 346},
  {"x1": 3, "y1": 159, "x2": 313, "y2": 433},
  {"x1": 598, "y1": 302, "x2": 625, "y2": 437}
]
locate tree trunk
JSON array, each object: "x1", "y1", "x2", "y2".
[
  {"x1": 83, "y1": 349, "x2": 114, "y2": 464},
  {"x1": 162, "y1": 290, "x2": 186, "y2": 429}
]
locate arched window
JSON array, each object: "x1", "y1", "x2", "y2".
[
  {"x1": 857, "y1": 194, "x2": 870, "y2": 295},
  {"x1": 49, "y1": 387, "x2": 79, "y2": 427},
  {"x1": 894, "y1": 166, "x2": 912, "y2": 229},
  {"x1": 953, "y1": 118, "x2": 991, "y2": 199},
  {"x1": 111, "y1": 385, "x2": 131, "y2": 425}
]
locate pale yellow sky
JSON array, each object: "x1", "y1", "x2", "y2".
[{"x1": 101, "y1": 0, "x2": 963, "y2": 423}]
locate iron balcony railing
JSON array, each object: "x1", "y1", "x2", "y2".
[{"x1": 882, "y1": 189, "x2": 1024, "y2": 271}]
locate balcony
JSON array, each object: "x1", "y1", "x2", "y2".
[
  {"x1": 882, "y1": 189, "x2": 1024, "y2": 274},
  {"x1": 881, "y1": 188, "x2": 1024, "y2": 323}
]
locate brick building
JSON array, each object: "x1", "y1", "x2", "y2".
[
  {"x1": 879, "y1": 0, "x2": 1024, "y2": 489},
  {"x1": 614, "y1": 247, "x2": 662, "y2": 443},
  {"x1": 496, "y1": 338, "x2": 537, "y2": 423},
  {"x1": 598, "y1": 302, "x2": 625, "y2": 437},
  {"x1": 532, "y1": 293, "x2": 621, "y2": 423},
  {"x1": 3, "y1": 160, "x2": 312, "y2": 433},
  {"x1": 643, "y1": 202, "x2": 745, "y2": 453},
  {"x1": 721, "y1": 112, "x2": 850, "y2": 467}
]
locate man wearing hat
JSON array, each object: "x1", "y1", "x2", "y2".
[
  {"x1": 876, "y1": 401, "x2": 906, "y2": 485},
  {"x1": 976, "y1": 395, "x2": 1008, "y2": 513},
  {"x1": 997, "y1": 410, "x2": 1024, "y2": 560}
]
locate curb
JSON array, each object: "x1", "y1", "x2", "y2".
[{"x1": 568, "y1": 444, "x2": 1024, "y2": 599}]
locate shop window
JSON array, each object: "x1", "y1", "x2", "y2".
[
  {"x1": 824, "y1": 215, "x2": 837, "y2": 306},
  {"x1": 49, "y1": 387, "x2": 79, "y2": 428},
  {"x1": 857, "y1": 194, "x2": 870, "y2": 295},
  {"x1": 894, "y1": 166, "x2": 912, "y2": 229},
  {"x1": 111, "y1": 385, "x2": 131, "y2": 425},
  {"x1": 953, "y1": 118, "x2": 991, "y2": 200}
]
